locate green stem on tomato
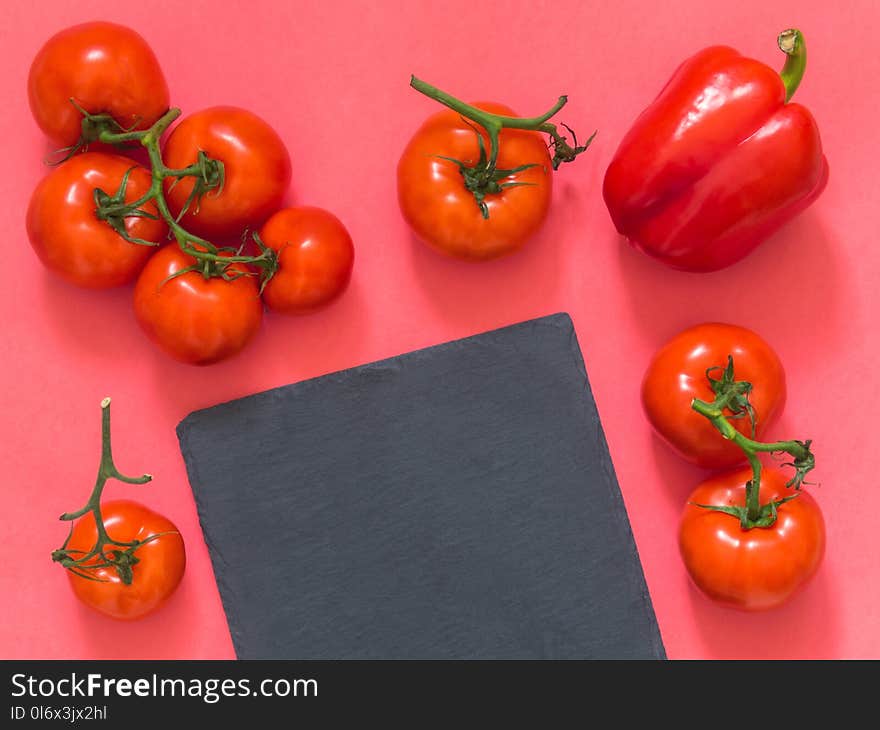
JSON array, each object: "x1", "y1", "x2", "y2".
[
  {"x1": 778, "y1": 28, "x2": 807, "y2": 103},
  {"x1": 51, "y1": 398, "x2": 170, "y2": 585},
  {"x1": 98, "y1": 109, "x2": 221, "y2": 256},
  {"x1": 410, "y1": 76, "x2": 570, "y2": 170},
  {"x1": 77, "y1": 105, "x2": 274, "y2": 279},
  {"x1": 690, "y1": 395, "x2": 814, "y2": 526},
  {"x1": 408, "y1": 76, "x2": 595, "y2": 216}
]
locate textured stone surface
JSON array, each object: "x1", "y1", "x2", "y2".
[{"x1": 178, "y1": 313, "x2": 664, "y2": 659}]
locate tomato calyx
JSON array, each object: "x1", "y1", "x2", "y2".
[
  {"x1": 691, "y1": 492, "x2": 800, "y2": 530},
  {"x1": 247, "y1": 233, "x2": 282, "y2": 293},
  {"x1": 51, "y1": 398, "x2": 174, "y2": 585},
  {"x1": 706, "y1": 355, "x2": 758, "y2": 436},
  {"x1": 167, "y1": 150, "x2": 225, "y2": 222},
  {"x1": 437, "y1": 123, "x2": 541, "y2": 219},
  {"x1": 548, "y1": 122, "x2": 595, "y2": 167},
  {"x1": 168, "y1": 233, "x2": 279, "y2": 293},
  {"x1": 691, "y1": 357, "x2": 816, "y2": 529},
  {"x1": 409, "y1": 75, "x2": 595, "y2": 217},
  {"x1": 46, "y1": 100, "x2": 148, "y2": 164},
  {"x1": 780, "y1": 440, "x2": 816, "y2": 488},
  {"x1": 93, "y1": 166, "x2": 162, "y2": 247}
]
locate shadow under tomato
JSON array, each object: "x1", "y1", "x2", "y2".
[
  {"x1": 406, "y1": 183, "x2": 578, "y2": 331},
  {"x1": 40, "y1": 271, "x2": 145, "y2": 366},
  {"x1": 684, "y1": 564, "x2": 838, "y2": 659},
  {"x1": 246, "y1": 274, "x2": 372, "y2": 384},
  {"x1": 143, "y1": 273, "x2": 372, "y2": 418},
  {"x1": 614, "y1": 211, "x2": 842, "y2": 363},
  {"x1": 69, "y1": 569, "x2": 206, "y2": 659}
]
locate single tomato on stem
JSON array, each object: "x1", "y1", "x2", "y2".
[
  {"x1": 163, "y1": 107, "x2": 291, "y2": 239},
  {"x1": 680, "y1": 467, "x2": 825, "y2": 611},
  {"x1": 258, "y1": 207, "x2": 354, "y2": 314},
  {"x1": 398, "y1": 77, "x2": 593, "y2": 260},
  {"x1": 133, "y1": 245, "x2": 264, "y2": 365},
  {"x1": 27, "y1": 152, "x2": 165, "y2": 288},
  {"x1": 66, "y1": 500, "x2": 186, "y2": 621},
  {"x1": 28, "y1": 21, "x2": 169, "y2": 151},
  {"x1": 52, "y1": 398, "x2": 185, "y2": 621},
  {"x1": 642, "y1": 323, "x2": 785, "y2": 468}
]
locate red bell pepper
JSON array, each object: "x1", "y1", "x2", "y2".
[{"x1": 603, "y1": 29, "x2": 828, "y2": 272}]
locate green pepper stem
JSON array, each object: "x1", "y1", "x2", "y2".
[{"x1": 778, "y1": 28, "x2": 807, "y2": 103}]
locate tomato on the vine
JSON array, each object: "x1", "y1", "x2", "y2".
[
  {"x1": 679, "y1": 467, "x2": 825, "y2": 611},
  {"x1": 163, "y1": 107, "x2": 291, "y2": 239},
  {"x1": 53, "y1": 399, "x2": 184, "y2": 620},
  {"x1": 642, "y1": 323, "x2": 786, "y2": 468},
  {"x1": 27, "y1": 152, "x2": 164, "y2": 288},
  {"x1": 258, "y1": 207, "x2": 354, "y2": 314},
  {"x1": 28, "y1": 21, "x2": 169, "y2": 149},
  {"x1": 66, "y1": 499, "x2": 185, "y2": 621},
  {"x1": 133, "y1": 246, "x2": 263, "y2": 365},
  {"x1": 398, "y1": 103, "x2": 553, "y2": 260}
]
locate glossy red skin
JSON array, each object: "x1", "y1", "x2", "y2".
[
  {"x1": 398, "y1": 102, "x2": 552, "y2": 260},
  {"x1": 642, "y1": 323, "x2": 786, "y2": 468},
  {"x1": 680, "y1": 468, "x2": 825, "y2": 611},
  {"x1": 28, "y1": 22, "x2": 169, "y2": 148},
  {"x1": 163, "y1": 107, "x2": 292, "y2": 239},
  {"x1": 67, "y1": 500, "x2": 185, "y2": 620},
  {"x1": 26, "y1": 152, "x2": 165, "y2": 288},
  {"x1": 133, "y1": 246, "x2": 263, "y2": 365},
  {"x1": 259, "y1": 207, "x2": 354, "y2": 314},
  {"x1": 604, "y1": 46, "x2": 828, "y2": 272}
]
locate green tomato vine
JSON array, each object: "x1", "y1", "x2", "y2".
[
  {"x1": 61, "y1": 104, "x2": 278, "y2": 288},
  {"x1": 691, "y1": 357, "x2": 816, "y2": 529}
]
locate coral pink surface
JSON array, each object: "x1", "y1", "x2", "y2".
[{"x1": 1, "y1": 0, "x2": 877, "y2": 659}]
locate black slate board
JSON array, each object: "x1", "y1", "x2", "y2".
[{"x1": 177, "y1": 313, "x2": 665, "y2": 659}]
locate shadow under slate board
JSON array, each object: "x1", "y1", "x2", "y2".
[{"x1": 177, "y1": 313, "x2": 665, "y2": 659}]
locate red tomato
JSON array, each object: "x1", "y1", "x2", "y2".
[
  {"x1": 642, "y1": 323, "x2": 786, "y2": 468},
  {"x1": 26, "y1": 152, "x2": 164, "y2": 288},
  {"x1": 259, "y1": 207, "x2": 354, "y2": 314},
  {"x1": 163, "y1": 107, "x2": 291, "y2": 238},
  {"x1": 133, "y1": 246, "x2": 263, "y2": 365},
  {"x1": 28, "y1": 22, "x2": 169, "y2": 148},
  {"x1": 398, "y1": 103, "x2": 552, "y2": 260},
  {"x1": 679, "y1": 468, "x2": 825, "y2": 611},
  {"x1": 67, "y1": 499, "x2": 185, "y2": 620}
]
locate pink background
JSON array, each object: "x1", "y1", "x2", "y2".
[{"x1": 1, "y1": 0, "x2": 877, "y2": 659}]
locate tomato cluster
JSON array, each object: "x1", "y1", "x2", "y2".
[
  {"x1": 643, "y1": 324, "x2": 825, "y2": 611},
  {"x1": 27, "y1": 21, "x2": 354, "y2": 366}
]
